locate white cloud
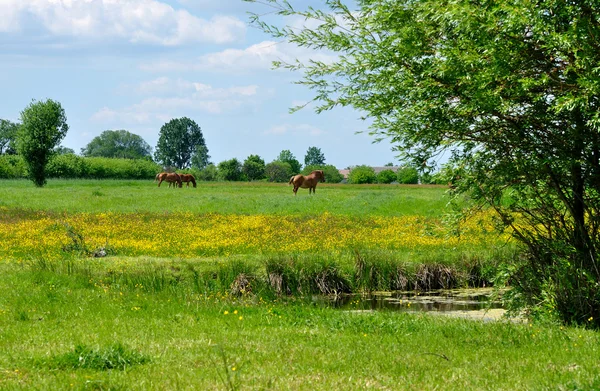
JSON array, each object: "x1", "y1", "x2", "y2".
[
  {"x1": 0, "y1": 0, "x2": 246, "y2": 45},
  {"x1": 140, "y1": 40, "x2": 338, "y2": 73},
  {"x1": 92, "y1": 78, "x2": 259, "y2": 124},
  {"x1": 264, "y1": 123, "x2": 324, "y2": 136}
]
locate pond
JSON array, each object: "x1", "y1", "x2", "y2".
[{"x1": 322, "y1": 288, "x2": 511, "y2": 322}]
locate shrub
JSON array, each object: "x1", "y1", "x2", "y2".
[
  {"x1": 46, "y1": 153, "x2": 86, "y2": 178},
  {"x1": 397, "y1": 166, "x2": 419, "y2": 184},
  {"x1": 0, "y1": 154, "x2": 26, "y2": 178},
  {"x1": 377, "y1": 169, "x2": 397, "y2": 184},
  {"x1": 196, "y1": 164, "x2": 218, "y2": 181},
  {"x1": 348, "y1": 165, "x2": 376, "y2": 184},
  {"x1": 218, "y1": 158, "x2": 243, "y2": 181},
  {"x1": 265, "y1": 161, "x2": 293, "y2": 182}
]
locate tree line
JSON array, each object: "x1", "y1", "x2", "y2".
[{"x1": 5, "y1": 101, "x2": 440, "y2": 184}]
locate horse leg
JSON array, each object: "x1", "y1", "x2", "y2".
[
  {"x1": 293, "y1": 186, "x2": 298, "y2": 196},
  {"x1": 158, "y1": 179, "x2": 162, "y2": 187}
]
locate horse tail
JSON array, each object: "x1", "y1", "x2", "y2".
[
  {"x1": 289, "y1": 176, "x2": 295, "y2": 185},
  {"x1": 191, "y1": 177, "x2": 197, "y2": 188}
]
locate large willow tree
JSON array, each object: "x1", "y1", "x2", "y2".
[{"x1": 246, "y1": 0, "x2": 600, "y2": 326}]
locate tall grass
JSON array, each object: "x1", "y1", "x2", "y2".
[{"x1": 0, "y1": 260, "x2": 598, "y2": 390}]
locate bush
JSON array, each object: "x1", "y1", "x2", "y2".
[
  {"x1": 302, "y1": 164, "x2": 344, "y2": 184},
  {"x1": 46, "y1": 153, "x2": 87, "y2": 178},
  {"x1": 217, "y1": 158, "x2": 243, "y2": 181},
  {"x1": 196, "y1": 164, "x2": 218, "y2": 181},
  {"x1": 348, "y1": 165, "x2": 376, "y2": 184},
  {"x1": 265, "y1": 161, "x2": 293, "y2": 182},
  {"x1": 0, "y1": 154, "x2": 26, "y2": 178},
  {"x1": 83, "y1": 157, "x2": 160, "y2": 179},
  {"x1": 397, "y1": 166, "x2": 419, "y2": 184},
  {"x1": 377, "y1": 169, "x2": 397, "y2": 184}
]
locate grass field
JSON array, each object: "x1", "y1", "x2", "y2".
[{"x1": 0, "y1": 179, "x2": 598, "y2": 390}]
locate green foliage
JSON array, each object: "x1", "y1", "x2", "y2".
[
  {"x1": 218, "y1": 158, "x2": 243, "y2": 181},
  {"x1": 377, "y1": 169, "x2": 397, "y2": 184},
  {"x1": 348, "y1": 165, "x2": 376, "y2": 184},
  {"x1": 83, "y1": 157, "x2": 160, "y2": 179},
  {"x1": 302, "y1": 164, "x2": 343, "y2": 183},
  {"x1": 275, "y1": 149, "x2": 301, "y2": 174},
  {"x1": 196, "y1": 164, "x2": 218, "y2": 181},
  {"x1": 304, "y1": 146, "x2": 325, "y2": 166},
  {"x1": 154, "y1": 117, "x2": 207, "y2": 169},
  {"x1": 265, "y1": 161, "x2": 293, "y2": 182},
  {"x1": 0, "y1": 154, "x2": 26, "y2": 178},
  {"x1": 397, "y1": 167, "x2": 419, "y2": 185},
  {"x1": 191, "y1": 144, "x2": 211, "y2": 170},
  {"x1": 0, "y1": 119, "x2": 19, "y2": 155},
  {"x1": 242, "y1": 154, "x2": 266, "y2": 181},
  {"x1": 245, "y1": 0, "x2": 600, "y2": 325},
  {"x1": 81, "y1": 130, "x2": 152, "y2": 160},
  {"x1": 54, "y1": 146, "x2": 75, "y2": 155},
  {"x1": 17, "y1": 99, "x2": 69, "y2": 187},
  {"x1": 46, "y1": 154, "x2": 87, "y2": 178}
]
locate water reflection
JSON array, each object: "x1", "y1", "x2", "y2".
[{"x1": 323, "y1": 288, "x2": 503, "y2": 313}]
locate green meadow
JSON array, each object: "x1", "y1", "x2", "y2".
[{"x1": 0, "y1": 179, "x2": 598, "y2": 390}]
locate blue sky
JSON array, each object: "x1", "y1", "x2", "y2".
[{"x1": 0, "y1": 0, "x2": 399, "y2": 169}]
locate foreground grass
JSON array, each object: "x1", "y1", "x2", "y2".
[
  {"x1": 0, "y1": 179, "x2": 450, "y2": 217},
  {"x1": 0, "y1": 260, "x2": 598, "y2": 390}
]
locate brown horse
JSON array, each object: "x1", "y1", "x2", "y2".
[
  {"x1": 288, "y1": 170, "x2": 325, "y2": 195},
  {"x1": 155, "y1": 172, "x2": 167, "y2": 182},
  {"x1": 179, "y1": 174, "x2": 197, "y2": 188},
  {"x1": 157, "y1": 172, "x2": 182, "y2": 188}
]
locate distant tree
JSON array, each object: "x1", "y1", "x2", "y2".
[
  {"x1": 17, "y1": 99, "x2": 69, "y2": 187},
  {"x1": 397, "y1": 167, "x2": 419, "y2": 184},
  {"x1": 0, "y1": 119, "x2": 19, "y2": 155},
  {"x1": 276, "y1": 150, "x2": 302, "y2": 174},
  {"x1": 154, "y1": 117, "x2": 207, "y2": 169},
  {"x1": 82, "y1": 130, "x2": 152, "y2": 160},
  {"x1": 348, "y1": 165, "x2": 376, "y2": 184},
  {"x1": 54, "y1": 146, "x2": 75, "y2": 155},
  {"x1": 191, "y1": 144, "x2": 211, "y2": 170},
  {"x1": 196, "y1": 164, "x2": 218, "y2": 181},
  {"x1": 265, "y1": 161, "x2": 293, "y2": 182},
  {"x1": 242, "y1": 154, "x2": 266, "y2": 181},
  {"x1": 302, "y1": 164, "x2": 343, "y2": 183},
  {"x1": 384, "y1": 162, "x2": 394, "y2": 167},
  {"x1": 377, "y1": 169, "x2": 397, "y2": 184},
  {"x1": 218, "y1": 158, "x2": 243, "y2": 181},
  {"x1": 304, "y1": 146, "x2": 325, "y2": 166}
]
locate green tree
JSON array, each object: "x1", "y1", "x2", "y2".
[
  {"x1": 154, "y1": 118, "x2": 207, "y2": 169},
  {"x1": 377, "y1": 169, "x2": 397, "y2": 184},
  {"x1": 247, "y1": 0, "x2": 600, "y2": 325},
  {"x1": 218, "y1": 158, "x2": 243, "y2": 181},
  {"x1": 276, "y1": 150, "x2": 302, "y2": 174},
  {"x1": 191, "y1": 144, "x2": 211, "y2": 170},
  {"x1": 16, "y1": 99, "x2": 69, "y2": 187},
  {"x1": 302, "y1": 164, "x2": 343, "y2": 183},
  {"x1": 54, "y1": 146, "x2": 75, "y2": 155},
  {"x1": 347, "y1": 165, "x2": 376, "y2": 184},
  {"x1": 242, "y1": 154, "x2": 266, "y2": 181},
  {"x1": 81, "y1": 130, "x2": 152, "y2": 159},
  {"x1": 397, "y1": 167, "x2": 419, "y2": 185},
  {"x1": 265, "y1": 161, "x2": 293, "y2": 182},
  {"x1": 0, "y1": 119, "x2": 19, "y2": 155},
  {"x1": 304, "y1": 146, "x2": 325, "y2": 166}
]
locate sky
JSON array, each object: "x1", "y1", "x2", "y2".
[{"x1": 0, "y1": 0, "x2": 400, "y2": 169}]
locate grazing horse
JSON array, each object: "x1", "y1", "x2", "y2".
[
  {"x1": 289, "y1": 170, "x2": 325, "y2": 195},
  {"x1": 155, "y1": 172, "x2": 167, "y2": 182},
  {"x1": 179, "y1": 174, "x2": 197, "y2": 188},
  {"x1": 157, "y1": 172, "x2": 182, "y2": 188}
]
